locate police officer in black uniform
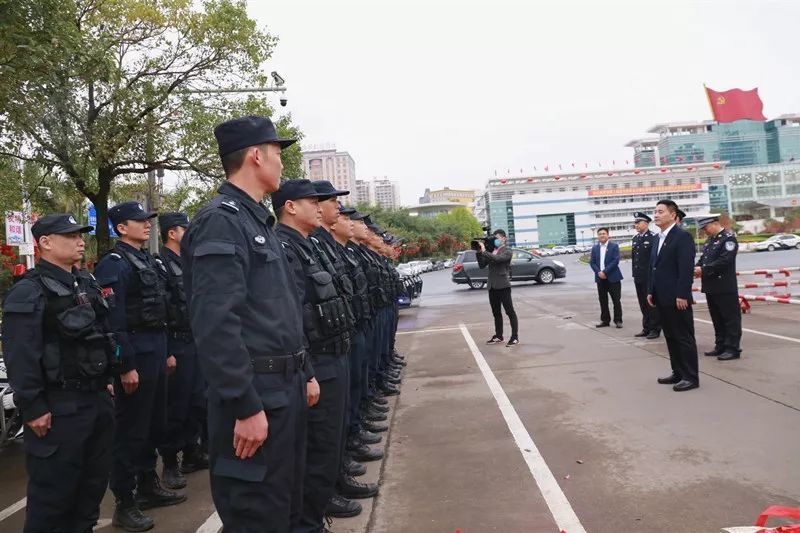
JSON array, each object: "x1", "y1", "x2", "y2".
[
  {"x1": 694, "y1": 215, "x2": 742, "y2": 361},
  {"x1": 155, "y1": 212, "x2": 208, "y2": 490},
  {"x1": 94, "y1": 201, "x2": 185, "y2": 532},
  {"x1": 2, "y1": 214, "x2": 116, "y2": 533},
  {"x1": 182, "y1": 116, "x2": 308, "y2": 533},
  {"x1": 631, "y1": 212, "x2": 660, "y2": 339}
]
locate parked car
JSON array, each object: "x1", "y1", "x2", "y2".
[
  {"x1": 451, "y1": 249, "x2": 567, "y2": 289},
  {"x1": 396, "y1": 264, "x2": 414, "y2": 277},
  {"x1": 443, "y1": 258, "x2": 455, "y2": 268},
  {"x1": 550, "y1": 246, "x2": 569, "y2": 255},
  {"x1": 754, "y1": 234, "x2": 800, "y2": 252}
]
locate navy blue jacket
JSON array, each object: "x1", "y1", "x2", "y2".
[
  {"x1": 648, "y1": 225, "x2": 696, "y2": 305},
  {"x1": 590, "y1": 241, "x2": 623, "y2": 283}
]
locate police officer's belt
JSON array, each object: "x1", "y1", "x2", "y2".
[
  {"x1": 50, "y1": 377, "x2": 109, "y2": 392},
  {"x1": 311, "y1": 335, "x2": 351, "y2": 356},
  {"x1": 250, "y1": 350, "x2": 306, "y2": 374}
]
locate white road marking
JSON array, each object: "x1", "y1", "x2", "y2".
[
  {"x1": 459, "y1": 324, "x2": 587, "y2": 533},
  {"x1": 695, "y1": 318, "x2": 800, "y2": 344},
  {"x1": 196, "y1": 511, "x2": 222, "y2": 533},
  {"x1": 396, "y1": 326, "x2": 462, "y2": 335},
  {"x1": 0, "y1": 497, "x2": 26, "y2": 523}
]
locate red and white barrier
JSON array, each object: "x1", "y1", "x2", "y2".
[{"x1": 694, "y1": 266, "x2": 800, "y2": 311}]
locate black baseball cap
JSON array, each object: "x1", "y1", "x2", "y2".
[
  {"x1": 272, "y1": 179, "x2": 329, "y2": 212},
  {"x1": 312, "y1": 180, "x2": 350, "y2": 198},
  {"x1": 348, "y1": 210, "x2": 367, "y2": 221},
  {"x1": 214, "y1": 115, "x2": 296, "y2": 157},
  {"x1": 31, "y1": 213, "x2": 93, "y2": 240},
  {"x1": 108, "y1": 201, "x2": 157, "y2": 227},
  {"x1": 676, "y1": 208, "x2": 687, "y2": 221},
  {"x1": 158, "y1": 212, "x2": 189, "y2": 231}
]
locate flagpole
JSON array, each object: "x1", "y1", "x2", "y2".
[{"x1": 703, "y1": 83, "x2": 717, "y2": 121}]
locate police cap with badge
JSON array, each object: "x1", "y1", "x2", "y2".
[
  {"x1": 696, "y1": 214, "x2": 720, "y2": 229},
  {"x1": 108, "y1": 201, "x2": 157, "y2": 227},
  {"x1": 271, "y1": 179, "x2": 330, "y2": 213},
  {"x1": 633, "y1": 212, "x2": 652, "y2": 224},
  {"x1": 214, "y1": 115, "x2": 297, "y2": 157},
  {"x1": 31, "y1": 213, "x2": 93, "y2": 240},
  {"x1": 158, "y1": 212, "x2": 189, "y2": 232}
]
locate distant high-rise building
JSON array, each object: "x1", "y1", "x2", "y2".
[
  {"x1": 353, "y1": 177, "x2": 401, "y2": 209},
  {"x1": 301, "y1": 146, "x2": 357, "y2": 205}
]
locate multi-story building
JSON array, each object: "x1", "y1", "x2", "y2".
[
  {"x1": 372, "y1": 178, "x2": 400, "y2": 210},
  {"x1": 353, "y1": 178, "x2": 401, "y2": 209},
  {"x1": 486, "y1": 162, "x2": 724, "y2": 247},
  {"x1": 301, "y1": 146, "x2": 357, "y2": 205},
  {"x1": 419, "y1": 187, "x2": 476, "y2": 205}
]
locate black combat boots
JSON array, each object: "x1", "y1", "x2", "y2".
[{"x1": 112, "y1": 494, "x2": 154, "y2": 532}]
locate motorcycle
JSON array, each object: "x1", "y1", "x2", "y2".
[{"x1": 0, "y1": 354, "x2": 24, "y2": 447}]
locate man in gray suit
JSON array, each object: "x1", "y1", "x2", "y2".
[{"x1": 477, "y1": 229, "x2": 519, "y2": 347}]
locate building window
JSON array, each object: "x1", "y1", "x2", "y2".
[{"x1": 663, "y1": 180, "x2": 670, "y2": 186}]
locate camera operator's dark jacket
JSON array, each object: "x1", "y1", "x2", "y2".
[{"x1": 477, "y1": 246, "x2": 512, "y2": 290}]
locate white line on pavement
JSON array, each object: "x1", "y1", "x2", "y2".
[
  {"x1": 459, "y1": 324, "x2": 587, "y2": 533},
  {"x1": 396, "y1": 326, "x2": 462, "y2": 335},
  {"x1": 0, "y1": 497, "x2": 26, "y2": 523},
  {"x1": 196, "y1": 511, "x2": 222, "y2": 533},
  {"x1": 695, "y1": 318, "x2": 800, "y2": 344}
]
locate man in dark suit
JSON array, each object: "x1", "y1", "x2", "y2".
[
  {"x1": 589, "y1": 227, "x2": 623, "y2": 328},
  {"x1": 648, "y1": 199, "x2": 700, "y2": 392}
]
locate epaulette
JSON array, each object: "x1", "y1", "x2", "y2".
[
  {"x1": 110, "y1": 252, "x2": 122, "y2": 260},
  {"x1": 220, "y1": 199, "x2": 239, "y2": 213}
]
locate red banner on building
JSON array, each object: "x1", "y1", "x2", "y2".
[{"x1": 705, "y1": 86, "x2": 766, "y2": 123}]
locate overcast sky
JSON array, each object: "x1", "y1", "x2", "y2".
[{"x1": 254, "y1": 0, "x2": 799, "y2": 206}]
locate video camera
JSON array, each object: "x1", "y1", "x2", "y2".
[{"x1": 470, "y1": 226, "x2": 495, "y2": 253}]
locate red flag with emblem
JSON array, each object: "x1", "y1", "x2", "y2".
[{"x1": 705, "y1": 86, "x2": 766, "y2": 123}]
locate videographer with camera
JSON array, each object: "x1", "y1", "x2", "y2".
[{"x1": 475, "y1": 229, "x2": 519, "y2": 347}]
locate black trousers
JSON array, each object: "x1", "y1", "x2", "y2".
[
  {"x1": 707, "y1": 292, "x2": 742, "y2": 353},
  {"x1": 347, "y1": 330, "x2": 368, "y2": 436},
  {"x1": 488, "y1": 287, "x2": 518, "y2": 338},
  {"x1": 160, "y1": 337, "x2": 205, "y2": 460},
  {"x1": 295, "y1": 354, "x2": 348, "y2": 533},
  {"x1": 209, "y1": 369, "x2": 307, "y2": 533},
  {"x1": 658, "y1": 303, "x2": 699, "y2": 384},
  {"x1": 110, "y1": 333, "x2": 167, "y2": 497},
  {"x1": 597, "y1": 280, "x2": 623, "y2": 324},
  {"x1": 24, "y1": 390, "x2": 114, "y2": 533},
  {"x1": 634, "y1": 280, "x2": 660, "y2": 333}
]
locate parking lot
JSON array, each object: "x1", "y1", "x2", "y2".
[{"x1": 0, "y1": 249, "x2": 798, "y2": 532}]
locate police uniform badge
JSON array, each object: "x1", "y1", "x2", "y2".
[
  {"x1": 254, "y1": 235, "x2": 266, "y2": 244},
  {"x1": 68, "y1": 215, "x2": 77, "y2": 224},
  {"x1": 725, "y1": 241, "x2": 736, "y2": 251}
]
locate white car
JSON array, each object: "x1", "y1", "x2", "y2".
[
  {"x1": 755, "y1": 234, "x2": 800, "y2": 252},
  {"x1": 551, "y1": 246, "x2": 568, "y2": 255}
]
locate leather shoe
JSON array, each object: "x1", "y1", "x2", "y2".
[
  {"x1": 595, "y1": 322, "x2": 610, "y2": 328},
  {"x1": 673, "y1": 380, "x2": 699, "y2": 392},
  {"x1": 657, "y1": 374, "x2": 681, "y2": 385},
  {"x1": 326, "y1": 494, "x2": 362, "y2": 518},
  {"x1": 362, "y1": 420, "x2": 388, "y2": 433},
  {"x1": 343, "y1": 456, "x2": 366, "y2": 477},
  {"x1": 358, "y1": 430, "x2": 382, "y2": 444},
  {"x1": 349, "y1": 444, "x2": 384, "y2": 463},
  {"x1": 372, "y1": 396, "x2": 389, "y2": 405},
  {"x1": 646, "y1": 331, "x2": 660, "y2": 339},
  {"x1": 615, "y1": 322, "x2": 623, "y2": 329},
  {"x1": 704, "y1": 349, "x2": 722, "y2": 357},
  {"x1": 363, "y1": 409, "x2": 387, "y2": 422},
  {"x1": 378, "y1": 384, "x2": 400, "y2": 396},
  {"x1": 717, "y1": 351, "x2": 741, "y2": 361},
  {"x1": 369, "y1": 402, "x2": 390, "y2": 413},
  {"x1": 634, "y1": 330, "x2": 648, "y2": 338},
  {"x1": 337, "y1": 475, "x2": 379, "y2": 498}
]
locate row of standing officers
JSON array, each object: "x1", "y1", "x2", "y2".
[{"x1": 2, "y1": 114, "x2": 409, "y2": 533}]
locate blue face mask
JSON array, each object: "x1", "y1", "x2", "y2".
[{"x1": 493, "y1": 238, "x2": 502, "y2": 248}]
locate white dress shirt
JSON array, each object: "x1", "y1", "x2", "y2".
[
  {"x1": 658, "y1": 223, "x2": 676, "y2": 255},
  {"x1": 599, "y1": 243, "x2": 607, "y2": 270}
]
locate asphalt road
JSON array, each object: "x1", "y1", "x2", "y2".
[{"x1": 0, "y1": 248, "x2": 798, "y2": 532}]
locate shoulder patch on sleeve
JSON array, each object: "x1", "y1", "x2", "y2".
[
  {"x1": 193, "y1": 240, "x2": 236, "y2": 257},
  {"x1": 2, "y1": 280, "x2": 42, "y2": 313},
  {"x1": 725, "y1": 240, "x2": 736, "y2": 251}
]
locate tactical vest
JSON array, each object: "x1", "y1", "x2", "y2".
[
  {"x1": 281, "y1": 238, "x2": 351, "y2": 348},
  {"x1": 343, "y1": 245, "x2": 371, "y2": 322},
  {"x1": 311, "y1": 236, "x2": 356, "y2": 330},
  {"x1": 28, "y1": 268, "x2": 120, "y2": 387},
  {"x1": 118, "y1": 250, "x2": 168, "y2": 330},
  {"x1": 358, "y1": 247, "x2": 388, "y2": 308},
  {"x1": 155, "y1": 253, "x2": 190, "y2": 332}
]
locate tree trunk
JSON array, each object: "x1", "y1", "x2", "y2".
[{"x1": 94, "y1": 171, "x2": 113, "y2": 253}]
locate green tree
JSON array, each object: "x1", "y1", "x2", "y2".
[
  {"x1": 0, "y1": 0, "x2": 303, "y2": 251},
  {"x1": 435, "y1": 207, "x2": 483, "y2": 245}
]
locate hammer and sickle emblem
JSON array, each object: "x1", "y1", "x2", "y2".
[{"x1": 717, "y1": 96, "x2": 726, "y2": 105}]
